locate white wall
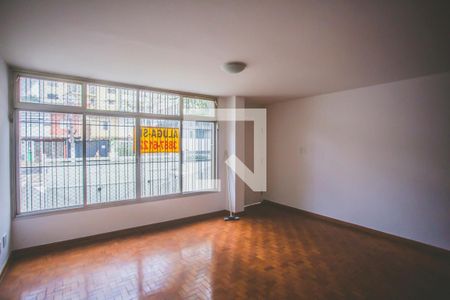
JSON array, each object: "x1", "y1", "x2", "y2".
[
  {"x1": 13, "y1": 192, "x2": 225, "y2": 249},
  {"x1": 0, "y1": 57, "x2": 11, "y2": 272},
  {"x1": 12, "y1": 97, "x2": 240, "y2": 250},
  {"x1": 244, "y1": 102, "x2": 265, "y2": 205},
  {"x1": 265, "y1": 72, "x2": 450, "y2": 250}
]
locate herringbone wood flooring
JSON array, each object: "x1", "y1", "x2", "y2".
[{"x1": 1, "y1": 203, "x2": 449, "y2": 299}]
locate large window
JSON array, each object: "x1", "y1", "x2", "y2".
[{"x1": 14, "y1": 73, "x2": 217, "y2": 215}]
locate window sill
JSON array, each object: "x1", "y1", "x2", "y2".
[{"x1": 14, "y1": 190, "x2": 221, "y2": 219}]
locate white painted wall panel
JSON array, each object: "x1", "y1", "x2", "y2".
[{"x1": 265, "y1": 72, "x2": 450, "y2": 250}]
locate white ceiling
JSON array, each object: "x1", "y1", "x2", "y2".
[{"x1": 0, "y1": 0, "x2": 449, "y2": 104}]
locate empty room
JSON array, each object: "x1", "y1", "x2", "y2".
[{"x1": 0, "y1": 0, "x2": 449, "y2": 299}]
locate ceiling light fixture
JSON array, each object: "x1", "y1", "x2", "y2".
[{"x1": 221, "y1": 61, "x2": 247, "y2": 74}]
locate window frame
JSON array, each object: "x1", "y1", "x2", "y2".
[{"x1": 11, "y1": 69, "x2": 218, "y2": 217}]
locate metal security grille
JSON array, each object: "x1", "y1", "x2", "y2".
[
  {"x1": 19, "y1": 76, "x2": 82, "y2": 106},
  {"x1": 87, "y1": 84, "x2": 137, "y2": 112},
  {"x1": 183, "y1": 97, "x2": 216, "y2": 117},
  {"x1": 140, "y1": 119, "x2": 180, "y2": 197},
  {"x1": 140, "y1": 90, "x2": 180, "y2": 116},
  {"x1": 86, "y1": 116, "x2": 136, "y2": 204},
  {"x1": 182, "y1": 121, "x2": 216, "y2": 192},
  {"x1": 18, "y1": 111, "x2": 84, "y2": 213},
  {"x1": 14, "y1": 73, "x2": 217, "y2": 215}
]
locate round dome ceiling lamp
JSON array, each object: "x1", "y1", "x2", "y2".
[{"x1": 221, "y1": 61, "x2": 247, "y2": 74}]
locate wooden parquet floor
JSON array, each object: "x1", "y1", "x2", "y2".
[{"x1": 1, "y1": 203, "x2": 449, "y2": 300}]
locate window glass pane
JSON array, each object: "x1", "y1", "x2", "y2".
[
  {"x1": 19, "y1": 76, "x2": 82, "y2": 106},
  {"x1": 87, "y1": 84, "x2": 137, "y2": 112},
  {"x1": 18, "y1": 111, "x2": 83, "y2": 213},
  {"x1": 140, "y1": 119, "x2": 181, "y2": 197},
  {"x1": 140, "y1": 90, "x2": 180, "y2": 115},
  {"x1": 86, "y1": 116, "x2": 136, "y2": 204},
  {"x1": 183, "y1": 97, "x2": 215, "y2": 117},
  {"x1": 182, "y1": 121, "x2": 216, "y2": 192}
]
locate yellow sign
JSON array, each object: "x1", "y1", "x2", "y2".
[{"x1": 137, "y1": 127, "x2": 180, "y2": 153}]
